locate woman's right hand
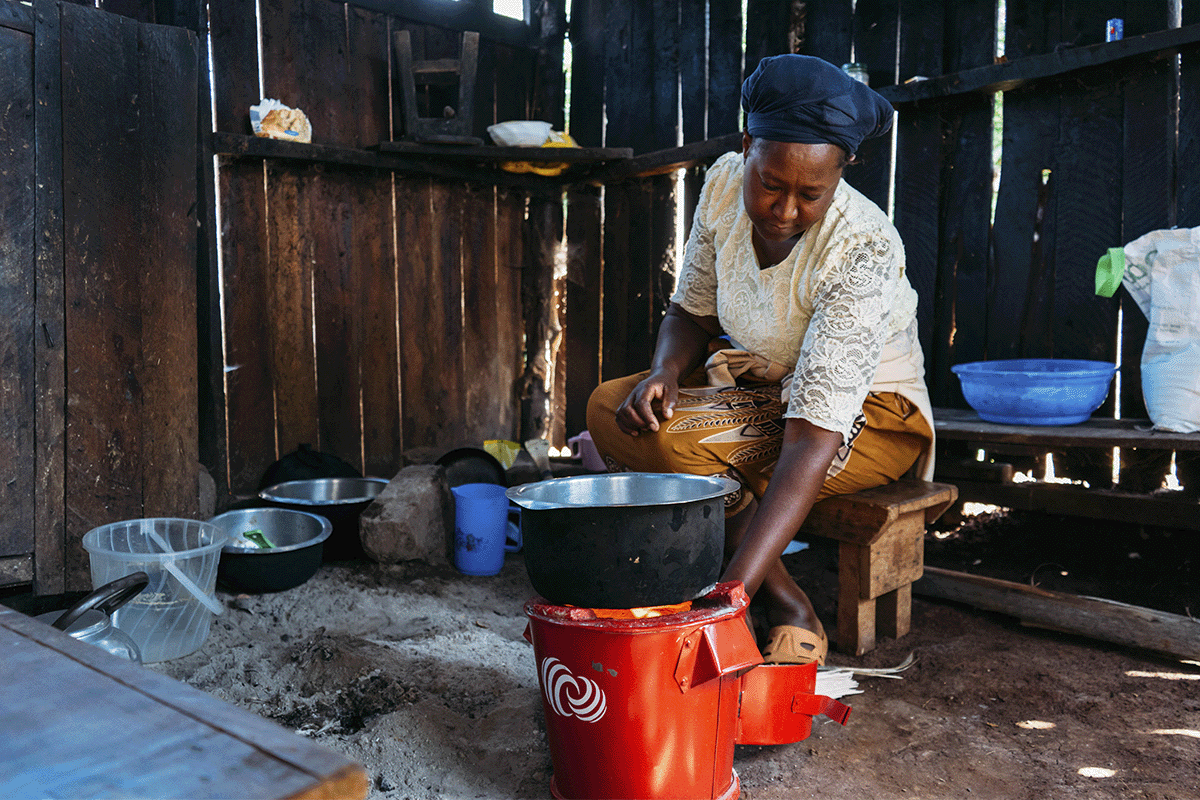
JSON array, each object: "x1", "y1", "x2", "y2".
[{"x1": 615, "y1": 370, "x2": 679, "y2": 435}]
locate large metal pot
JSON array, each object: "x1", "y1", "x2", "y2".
[{"x1": 506, "y1": 472, "x2": 738, "y2": 609}]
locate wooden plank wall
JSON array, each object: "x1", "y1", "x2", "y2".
[
  {"x1": 201, "y1": 0, "x2": 537, "y2": 498},
  {"x1": 574, "y1": 0, "x2": 1197, "y2": 490},
  {"x1": 0, "y1": 5, "x2": 36, "y2": 586},
  {"x1": 1, "y1": 0, "x2": 201, "y2": 592}
]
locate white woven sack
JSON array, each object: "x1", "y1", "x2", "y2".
[{"x1": 1122, "y1": 226, "x2": 1200, "y2": 433}]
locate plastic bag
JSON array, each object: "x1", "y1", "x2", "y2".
[{"x1": 1118, "y1": 227, "x2": 1200, "y2": 432}]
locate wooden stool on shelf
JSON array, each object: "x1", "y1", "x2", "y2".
[
  {"x1": 392, "y1": 29, "x2": 481, "y2": 144},
  {"x1": 798, "y1": 479, "x2": 958, "y2": 656}
]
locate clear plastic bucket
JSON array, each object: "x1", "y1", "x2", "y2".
[{"x1": 81, "y1": 518, "x2": 228, "y2": 663}]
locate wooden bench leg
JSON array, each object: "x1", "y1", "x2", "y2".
[
  {"x1": 837, "y1": 541, "x2": 875, "y2": 656},
  {"x1": 877, "y1": 584, "x2": 911, "y2": 639}
]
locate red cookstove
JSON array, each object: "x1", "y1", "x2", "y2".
[{"x1": 523, "y1": 581, "x2": 850, "y2": 800}]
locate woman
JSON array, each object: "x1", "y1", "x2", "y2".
[{"x1": 586, "y1": 55, "x2": 935, "y2": 666}]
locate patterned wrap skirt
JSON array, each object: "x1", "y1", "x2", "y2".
[{"x1": 586, "y1": 368, "x2": 933, "y2": 517}]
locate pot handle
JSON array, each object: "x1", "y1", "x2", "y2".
[{"x1": 51, "y1": 572, "x2": 150, "y2": 632}]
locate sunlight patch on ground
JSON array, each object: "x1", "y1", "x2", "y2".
[
  {"x1": 1126, "y1": 670, "x2": 1200, "y2": 681},
  {"x1": 1078, "y1": 767, "x2": 1116, "y2": 779},
  {"x1": 1016, "y1": 719, "x2": 1056, "y2": 730},
  {"x1": 1149, "y1": 729, "x2": 1200, "y2": 739}
]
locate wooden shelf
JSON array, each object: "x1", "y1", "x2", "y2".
[
  {"x1": 211, "y1": 132, "x2": 633, "y2": 189},
  {"x1": 375, "y1": 139, "x2": 633, "y2": 163},
  {"x1": 878, "y1": 22, "x2": 1200, "y2": 104},
  {"x1": 933, "y1": 407, "x2": 1200, "y2": 452}
]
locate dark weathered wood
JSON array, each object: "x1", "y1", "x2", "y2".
[
  {"x1": 0, "y1": 21, "x2": 36, "y2": 569},
  {"x1": 930, "y1": 94, "x2": 992, "y2": 406},
  {"x1": 590, "y1": 133, "x2": 739, "y2": 182},
  {"x1": 98, "y1": 0, "x2": 156, "y2": 23},
  {"x1": 797, "y1": 0, "x2": 852, "y2": 68},
  {"x1": 136, "y1": 20, "x2": 199, "y2": 518},
  {"x1": 260, "y1": 0, "x2": 352, "y2": 146},
  {"x1": 880, "y1": 22, "x2": 1200, "y2": 104},
  {"x1": 602, "y1": 2, "x2": 653, "y2": 152},
  {"x1": 933, "y1": 407, "x2": 1200, "y2": 451},
  {"x1": 0, "y1": 555, "x2": 33, "y2": 586},
  {"x1": 207, "y1": 0, "x2": 260, "y2": 136},
  {"x1": 1050, "y1": 66, "x2": 1122, "y2": 370},
  {"x1": 0, "y1": 607, "x2": 369, "y2": 799},
  {"x1": 1117, "y1": 58, "x2": 1172, "y2": 418},
  {"x1": 61, "y1": 6, "x2": 145, "y2": 587},
  {"x1": 566, "y1": 0, "x2": 605, "y2": 148},
  {"x1": 215, "y1": 131, "x2": 578, "y2": 190},
  {"x1": 929, "y1": 0, "x2": 997, "y2": 382},
  {"x1": 987, "y1": 83, "x2": 1059, "y2": 360},
  {"x1": 492, "y1": 41, "x2": 533, "y2": 131},
  {"x1": 358, "y1": 174, "x2": 402, "y2": 477},
  {"x1": 892, "y1": 102, "x2": 942, "y2": 362},
  {"x1": 265, "y1": 163, "x2": 321, "y2": 457},
  {"x1": 706, "y1": 0, "x2": 742, "y2": 137},
  {"x1": 0, "y1": 0, "x2": 34, "y2": 32},
  {"x1": 845, "y1": 0, "x2": 897, "y2": 210},
  {"x1": 395, "y1": 178, "x2": 438, "y2": 451},
  {"x1": 744, "y1": 0, "x2": 788, "y2": 81},
  {"x1": 218, "y1": 159, "x2": 276, "y2": 495},
  {"x1": 343, "y1": 0, "x2": 535, "y2": 49},
  {"x1": 495, "y1": 188, "x2": 526, "y2": 440},
  {"x1": 347, "y1": 5, "x2": 391, "y2": 149},
  {"x1": 311, "y1": 168, "x2": 367, "y2": 469},
  {"x1": 33, "y1": 0, "x2": 65, "y2": 593},
  {"x1": 915, "y1": 565, "x2": 1200, "y2": 661},
  {"x1": 531, "y1": 0, "x2": 566, "y2": 131},
  {"x1": 376, "y1": 140, "x2": 633, "y2": 163},
  {"x1": 1178, "y1": 7, "x2": 1200, "y2": 229},
  {"x1": 678, "y1": 0, "x2": 705, "y2": 144},
  {"x1": 564, "y1": 184, "x2": 602, "y2": 440},
  {"x1": 947, "y1": 479, "x2": 1200, "y2": 530},
  {"x1": 461, "y1": 184, "x2": 505, "y2": 443},
  {"x1": 434, "y1": 179, "x2": 468, "y2": 442},
  {"x1": 651, "y1": 0, "x2": 680, "y2": 152}
]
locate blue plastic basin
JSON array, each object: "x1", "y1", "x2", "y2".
[{"x1": 951, "y1": 359, "x2": 1117, "y2": 426}]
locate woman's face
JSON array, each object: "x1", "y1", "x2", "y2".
[{"x1": 741, "y1": 134, "x2": 846, "y2": 243}]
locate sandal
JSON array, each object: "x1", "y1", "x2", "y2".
[{"x1": 761, "y1": 625, "x2": 828, "y2": 666}]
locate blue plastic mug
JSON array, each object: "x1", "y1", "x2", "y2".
[{"x1": 451, "y1": 483, "x2": 519, "y2": 576}]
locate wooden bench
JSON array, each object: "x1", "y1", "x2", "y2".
[{"x1": 799, "y1": 479, "x2": 958, "y2": 656}]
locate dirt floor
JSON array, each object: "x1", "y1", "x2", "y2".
[{"x1": 126, "y1": 505, "x2": 1199, "y2": 800}]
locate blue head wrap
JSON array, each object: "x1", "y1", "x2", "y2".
[{"x1": 741, "y1": 55, "x2": 894, "y2": 156}]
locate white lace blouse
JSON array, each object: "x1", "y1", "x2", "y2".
[{"x1": 671, "y1": 151, "x2": 923, "y2": 441}]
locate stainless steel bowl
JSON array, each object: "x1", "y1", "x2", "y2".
[
  {"x1": 210, "y1": 507, "x2": 332, "y2": 592},
  {"x1": 259, "y1": 477, "x2": 388, "y2": 560}
]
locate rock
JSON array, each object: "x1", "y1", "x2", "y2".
[
  {"x1": 198, "y1": 463, "x2": 216, "y2": 519},
  {"x1": 359, "y1": 465, "x2": 453, "y2": 566}
]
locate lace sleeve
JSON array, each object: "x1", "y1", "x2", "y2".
[
  {"x1": 671, "y1": 219, "x2": 718, "y2": 316},
  {"x1": 787, "y1": 232, "x2": 898, "y2": 437}
]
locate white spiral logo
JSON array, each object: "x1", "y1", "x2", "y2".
[{"x1": 540, "y1": 657, "x2": 607, "y2": 723}]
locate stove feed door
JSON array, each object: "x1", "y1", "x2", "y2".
[{"x1": 736, "y1": 662, "x2": 852, "y2": 745}]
